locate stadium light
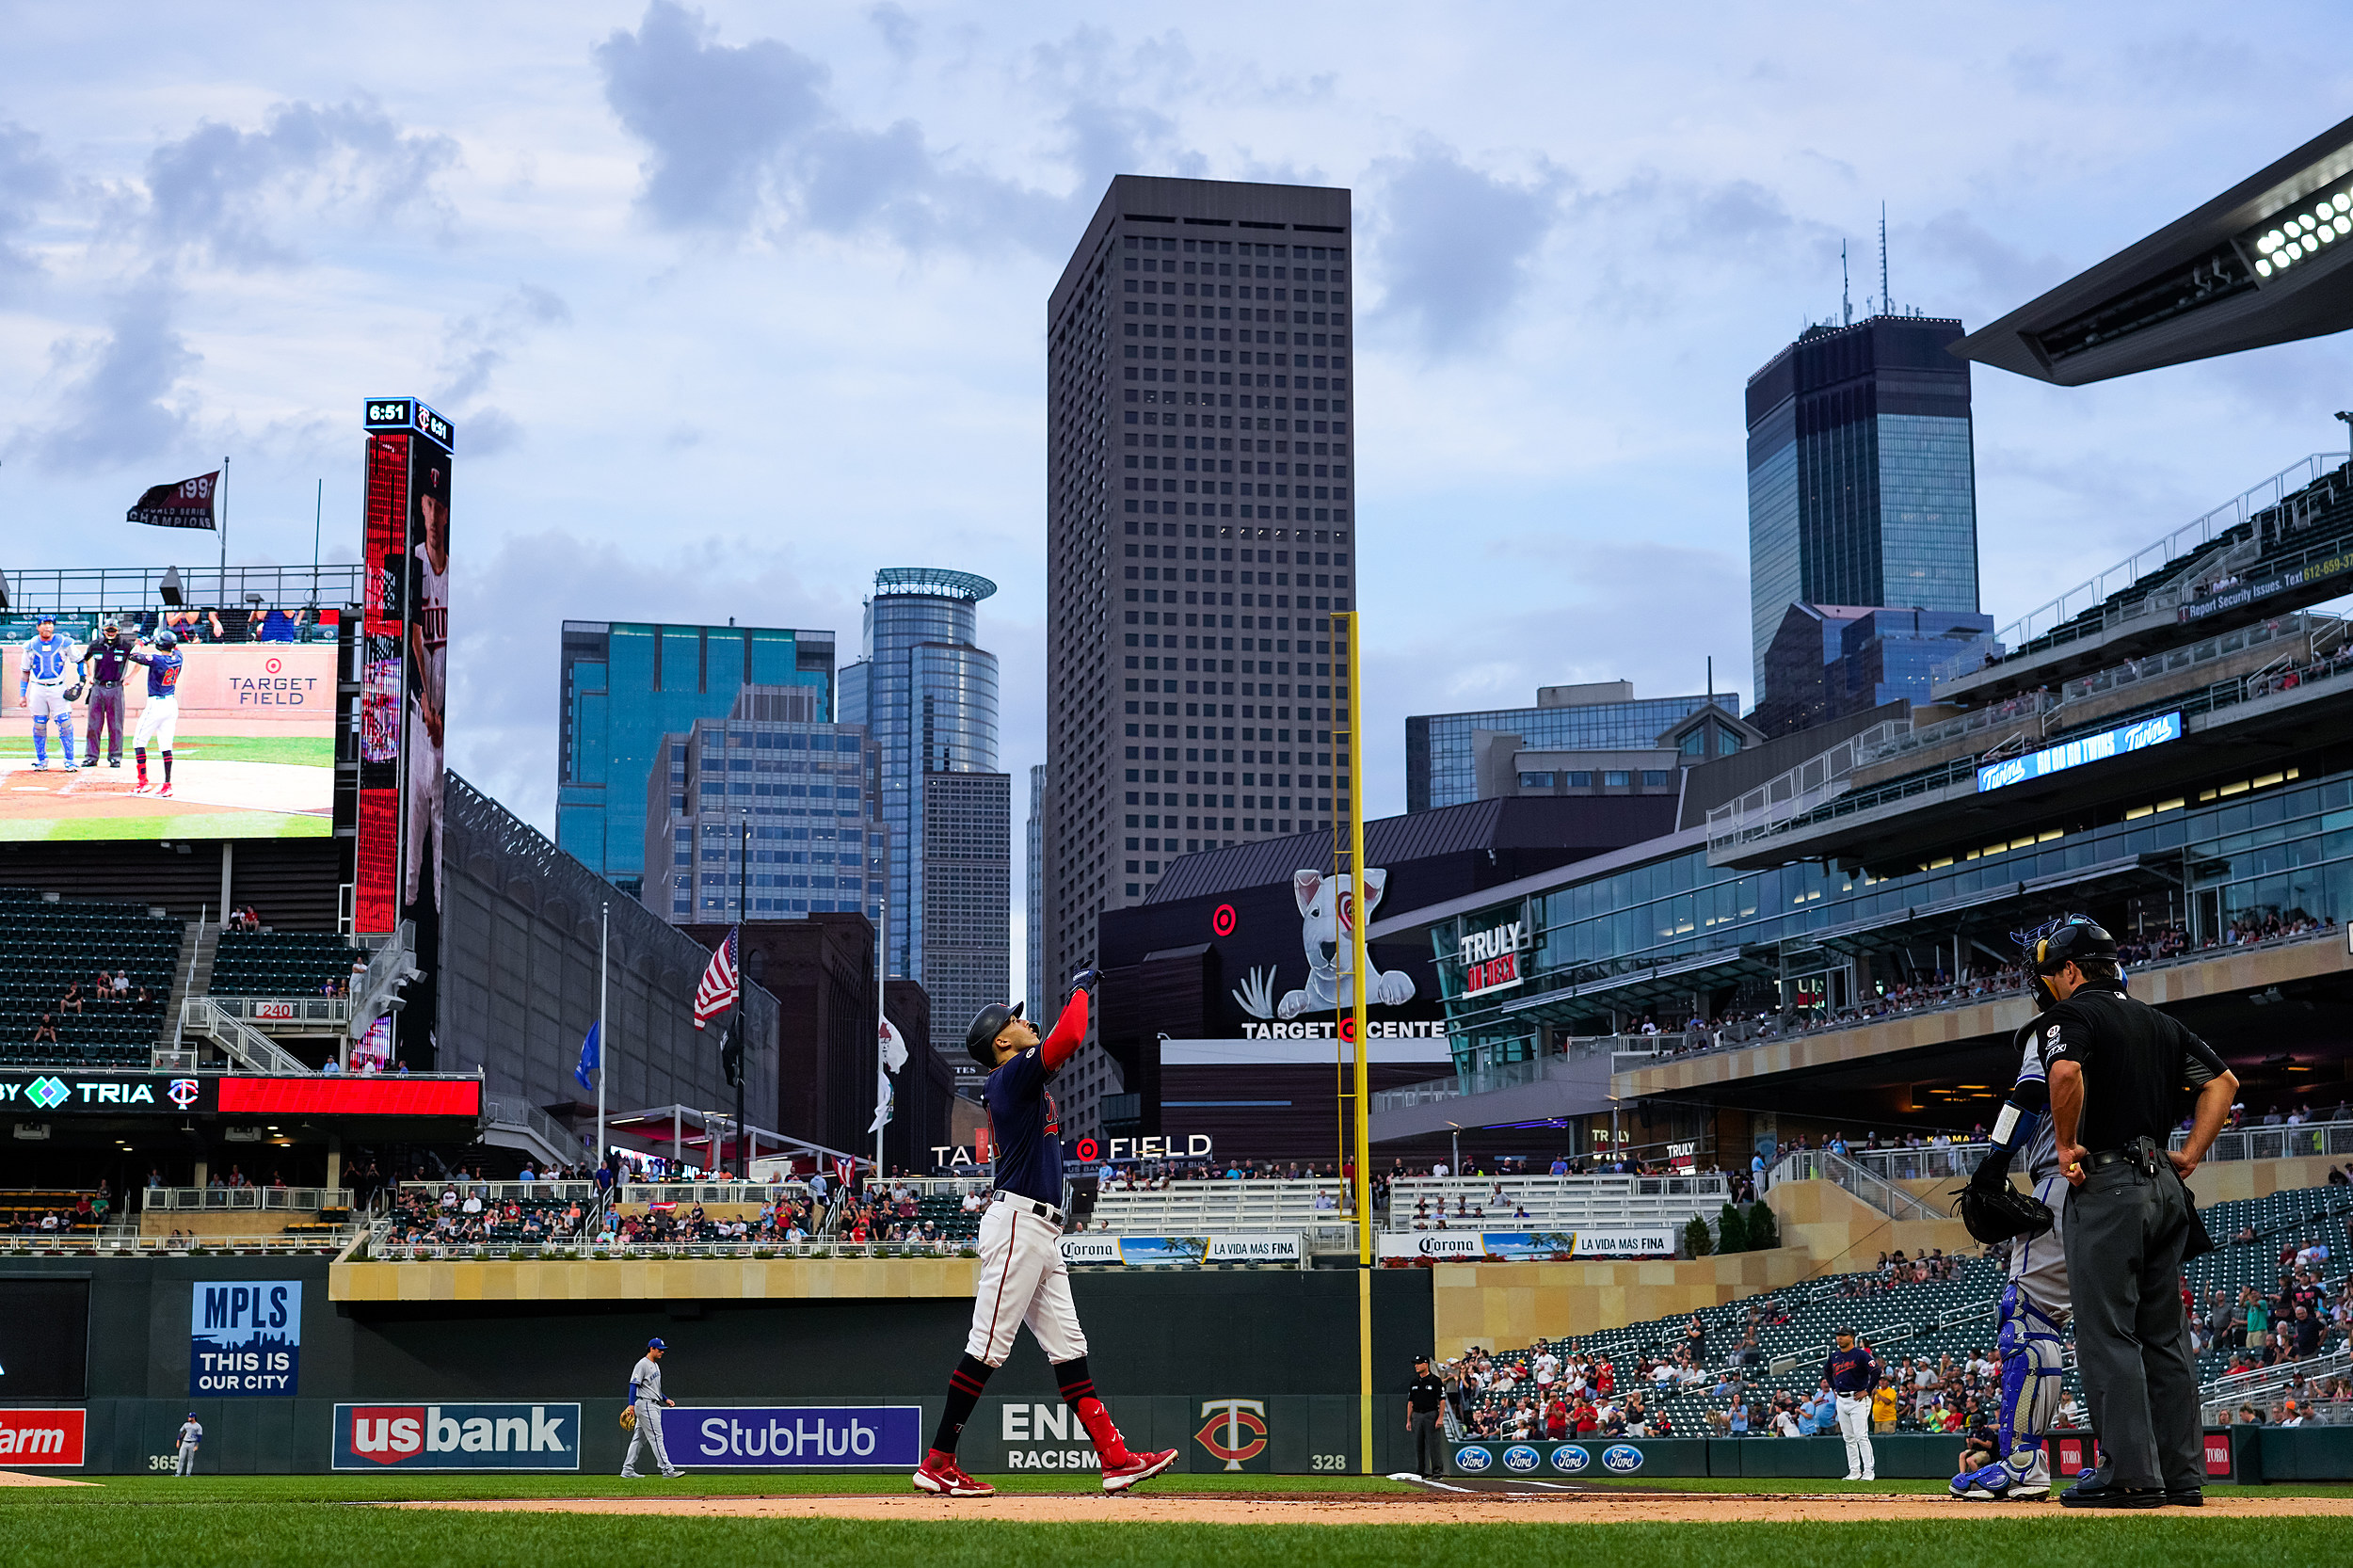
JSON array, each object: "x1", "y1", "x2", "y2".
[{"x1": 159, "y1": 566, "x2": 184, "y2": 607}]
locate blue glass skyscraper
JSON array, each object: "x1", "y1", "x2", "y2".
[
  {"x1": 1746, "y1": 315, "x2": 1979, "y2": 706},
  {"x1": 558, "y1": 620, "x2": 835, "y2": 895},
  {"x1": 838, "y1": 569, "x2": 1005, "y2": 1003}
]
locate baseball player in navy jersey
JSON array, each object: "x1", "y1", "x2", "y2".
[
  {"x1": 1826, "y1": 1326, "x2": 1881, "y2": 1480},
  {"x1": 912, "y1": 974, "x2": 1177, "y2": 1498},
  {"x1": 16, "y1": 615, "x2": 81, "y2": 771},
  {"x1": 128, "y1": 630, "x2": 185, "y2": 797}
]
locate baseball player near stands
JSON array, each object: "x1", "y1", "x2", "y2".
[
  {"x1": 620, "y1": 1336, "x2": 682, "y2": 1479},
  {"x1": 912, "y1": 974, "x2": 1177, "y2": 1498},
  {"x1": 1950, "y1": 935, "x2": 2073, "y2": 1502},
  {"x1": 81, "y1": 621, "x2": 133, "y2": 769},
  {"x1": 175, "y1": 1412, "x2": 201, "y2": 1477},
  {"x1": 1826, "y1": 1326, "x2": 1881, "y2": 1481},
  {"x1": 17, "y1": 614, "x2": 81, "y2": 771},
  {"x1": 127, "y1": 629, "x2": 184, "y2": 796}
]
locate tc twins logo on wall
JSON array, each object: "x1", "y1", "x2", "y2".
[
  {"x1": 1195, "y1": 1399, "x2": 1268, "y2": 1470},
  {"x1": 1230, "y1": 870, "x2": 1417, "y2": 1021}
]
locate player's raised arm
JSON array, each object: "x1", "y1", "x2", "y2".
[{"x1": 1039, "y1": 971, "x2": 1096, "y2": 1070}]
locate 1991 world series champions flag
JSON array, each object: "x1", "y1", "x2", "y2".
[{"x1": 126, "y1": 472, "x2": 220, "y2": 529}]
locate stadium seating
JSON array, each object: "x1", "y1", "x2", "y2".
[
  {"x1": 0, "y1": 887, "x2": 180, "y2": 1067},
  {"x1": 209, "y1": 931, "x2": 361, "y2": 997},
  {"x1": 1084, "y1": 1178, "x2": 1356, "y2": 1235},
  {"x1": 1386, "y1": 1174, "x2": 1728, "y2": 1234}
]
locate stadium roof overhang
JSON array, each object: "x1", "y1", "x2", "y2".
[{"x1": 1954, "y1": 111, "x2": 2353, "y2": 384}]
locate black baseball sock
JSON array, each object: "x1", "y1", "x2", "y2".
[
  {"x1": 930, "y1": 1353, "x2": 993, "y2": 1459},
  {"x1": 163, "y1": 749, "x2": 173, "y2": 784}
]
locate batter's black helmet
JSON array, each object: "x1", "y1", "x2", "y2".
[
  {"x1": 152, "y1": 628, "x2": 179, "y2": 649},
  {"x1": 965, "y1": 1000, "x2": 1023, "y2": 1071}
]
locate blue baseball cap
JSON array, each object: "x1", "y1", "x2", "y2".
[{"x1": 647, "y1": 1337, "x2": 666, "y2": 1350}]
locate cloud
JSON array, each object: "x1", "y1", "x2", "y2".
[
  {"x1": 0, "y1": 121, "x2": 63, "y2": 294},
  {"x1": 866, "y1": 2, "x2": 919, "y2": 64},
  {"x1": 142, "y1": 98, "x2": 459, "y2": 269},
  {"x1": 596, "y1": 1, "x2": 1062, "y2": 248},
  {"x1": 1369, "y1": 141, "x2": 1562, "y2": 358},
  {"x1": 32, "y1": 281, "x2": 200, "y2": 472},
  {"x1": 440, "y1": 283, "x2": 571, "y2": 405}
]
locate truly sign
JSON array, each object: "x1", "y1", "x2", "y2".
[{"x1": 1458, "y1": 919, "x2": 1527, "y2": 999}]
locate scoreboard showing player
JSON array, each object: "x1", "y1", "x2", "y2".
[{"x1": 357, "y1": 397, "x2": 454, "y2": 1068}]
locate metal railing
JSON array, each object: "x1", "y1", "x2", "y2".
[
  {"x1": 207, "y1": 996, "x2": 353, "y2": 1031},
  {"x1": 0, "y1": 1231, "x2": 358, "y2": 1256},
  {"x1": 1863, "y1": 691, "x2": 2057, "y2": 769},
  {"x1": 616, "y1": 1181, "x2": 812, "y2": 1206},
  {"x1": 360, "y1": 1236, "x2": 978, "y2": 1262},
  {"x1": 1384, "y1": 1173, "x2": 1727, "y2": 1233},
  {"x1": 1932, "y1": 453, "x2": 2340, "y2": 684},
  {"x1": 481, "y1": 1096, "x2": 583, "y2": 1162},
  {"x1": 397, "y1": 1179, "x2": 601, "y2": 1203},
  {"x1": 177, "y1": 997, "x2": 312, "y2": 1075},
  {"x1": 2054, "y1": 615, "x2": 2324, "y2": 711},
  {"x1": 1704, "y1": 720, "x2": 1911, "y2": 849},
  {"x1": 347, "y1": 923, "x2": 413, "y2": 1041},
  {"x1": 143, "y1": 1185, "x2": 350, "y2": 1212},
  {"x1": 1371, "y1": 1035, "x2": 1701, "y2": 1112},
  {"x1": 2200, "y1": 1340, "x2": 2351, "y2": 1425},
  {"x1": 0, "y1": 563, "x2": 366, "y2": 615},
  {"x1": 2184, "y1": 1118, "x2": 2353, "y2": 1162},
  {"x1": 1765, "y1": 1148, "x2": 1945, "y2": 1221},
  {"x1": 1845, "y1": 1144, "x2": 1987, "y2": 1185}
]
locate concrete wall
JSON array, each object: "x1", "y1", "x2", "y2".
[
  {"x1": 1769, "y1": 1177, "x2": 1977, "y2": 1273},
  {"x1": 1427, "y1": 1248, "x2": 1816, "y2": 1360}
]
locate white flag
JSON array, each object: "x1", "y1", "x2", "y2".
[
  {"x1": 878, "y1": 1017, "x2": 909, "y2": 1075},
  {"x1": 867, "y1": 1064, "x2": 895, "y2": 1134}
]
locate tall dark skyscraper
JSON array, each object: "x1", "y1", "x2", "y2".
[
  {"x1": 1044, "y1": 175, "x2": 1356, "y2": 1010},
  {"x1": 1745, "y1": 315, "x2": 1978, "y2": 705}
]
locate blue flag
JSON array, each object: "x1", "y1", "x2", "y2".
[{"x1": 574, "y1": 1021, "x2": 600, "y2": 1090}]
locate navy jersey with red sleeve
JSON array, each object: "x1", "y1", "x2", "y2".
[
  {"x1": 984, "y1": 992, "x2": 1088, "y2": 1206},
  {"x1": 1825, "y1": 1346, "x2": 1878, "y2": 1394}
]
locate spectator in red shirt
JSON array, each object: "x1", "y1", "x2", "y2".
[{"x1": 1545, "y1": 1398, "x2": 1569, "y2": 1440}]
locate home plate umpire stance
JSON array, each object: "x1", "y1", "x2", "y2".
[{"x1": 912, "y1": 972, "x2": 1177, "y2": 1498}]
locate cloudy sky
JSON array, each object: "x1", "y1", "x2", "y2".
[{"x1": 4, "y1": 3, "x2": 2347, "y2": 927}]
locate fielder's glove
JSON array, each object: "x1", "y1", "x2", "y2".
[
  {"x1": 1952, "y1": 1153, "x2": 2053, "y2": 1246},
  {"x1": 63, "y1": 684, "x2": 84, "y2": 703},
  {"x1": 618, "y1": 1406, "x2": 637, "y2": 1432}
]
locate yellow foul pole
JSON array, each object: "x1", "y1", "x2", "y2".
[{"x1": 1336, "y1": 610, "x2": 1372, "y2": 1474}]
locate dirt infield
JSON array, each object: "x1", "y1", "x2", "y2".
[
  {"x1": 393, "y1": 1490, "x2": 2353, "y2": 1525},
  {"x1": 0, "y1": 1470, "x2": 92, "y2": 1487}
]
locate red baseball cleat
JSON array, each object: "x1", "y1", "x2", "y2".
[
  {"x1": 156, "y1": 783, "x2": 173, "y2": 797},
  {"x1": 1101, "y1": 1448, "x2": 1177, "y2": 1493},
  {"x1": 912, "y1": 1456, "x2": 995, "y2": 1496}
]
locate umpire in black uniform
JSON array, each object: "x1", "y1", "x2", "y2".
[
  {"x1": 1406, "y1": 1354, "x2": 1446, "y2": 1479},
  {"x1": 2038, "y1": 917, "x2": 2236, "y2": 1508}
]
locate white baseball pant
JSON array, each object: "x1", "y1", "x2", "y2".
[
  {"x1": 404, "y1": 703, "x2": 443, "y2": 911},
  {"x1": 176, "y1": 1439, "x2": 199, "y2": 1476},
  {"x1": 1836, "y1": 1393, "x2": 1875, "y2": 1480},
  {"x1": 623, "y1": 1400, "x2": 680, "y2": 1476},
  {"x1": 965, "y1": 1199, "x2": 1088, "y2": 1367},
  {"x1": 133, "y1": 693, "x2": 181, "y2": 751}
]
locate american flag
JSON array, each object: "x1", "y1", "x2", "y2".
[{"x1": 693, "y1": 927, "x2": 739, "y2": 1030}]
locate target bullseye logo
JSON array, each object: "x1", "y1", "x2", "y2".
[
  {"x1": 264, "y1": 657, "x2": 283, "y2": 675},
  {"x1": 1073, "y1": 1138, "x2": 1100, "y2": 1162},
  {"x1": 1338, "y1": 1016, "x2": 1357, "y2": 1044},
  {"x1": 1211, "y1": 904, "x2": 1237, "y2": 937}
]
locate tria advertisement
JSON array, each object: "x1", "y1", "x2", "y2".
[
  {"x1": 332, "y1": 1403, "x2": 580, "y2": 1470},
  {"x1": 659, "y1": 1406, "x2": 921, "y2": 1468}
]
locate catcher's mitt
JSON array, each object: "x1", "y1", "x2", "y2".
[
  {"x1": 618, "y1": 1405, "x2": 637, "y2": 1432},
  {"x1": 63, "y1": 684, "x2": 84, "y2": 703},
  {"x1": 1953, "y1": 1179, "x2": 2053, "y2": 1246}
]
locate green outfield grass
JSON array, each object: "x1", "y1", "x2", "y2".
[
  {"x1": 0, "y1": 736, "x2": 334, "y2": 766},
  {"x1": 1, "y1": 810, "x2": 329, "y2": 842},
  {"x1": 0, "y1": 1472, "x2": 1414, "y2": 1505},
  {"x1": 0, "y1": 1496, "x2": 2346, "y2": 1568}
]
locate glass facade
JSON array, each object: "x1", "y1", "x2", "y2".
[
  {"x1": 1745, "y1": 317, "x2": 1977, "y2": 703},
  {"x1": 1409, "y1": 696, "x2": 1718, "y2": 811},
  {"x1": 646, "y1": 711, "x2": 888, "y2": 925},
  {"x1": 1027, "y1": 762, "x2": 1046, "y2": 1011},
  {"x1": 838, "y1": 573, "x2": 1003, "y2": 984},
  {"x1": 922, "y1": 771, "x2": 1012, "y2": 1068},
  {"x1": 557, "y1": 620, "x2": 834, "y2": 891},
  {"x1": 1432, "y1": 761, "x2": 2343, "y2": 1070}
]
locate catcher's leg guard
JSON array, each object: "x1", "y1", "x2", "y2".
[{"x1": 1996, "y1": 1281, "x2": 2065, "y2": 1482}]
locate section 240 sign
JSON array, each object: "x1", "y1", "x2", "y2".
[{"x1": 190, "y1": 1280, "x2": 300, "y2": 1396}]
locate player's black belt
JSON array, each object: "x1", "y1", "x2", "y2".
[{"x1": 992, "y1": 1190, "x2": 1063, "y2": 1224}]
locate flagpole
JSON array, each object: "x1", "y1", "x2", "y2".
[
  {"x1": 731, "y1": 812, "x2": 747, "y2": 1180},
  {"x1": 875, "y1": 895, "x2": 888, "y2": 1178},
  {"x1": 217, "y1": 456, "x2": 230, "y2": 606},
  {"x1": 597, "y1": 902, "x2": 609, "y2": 1173}
]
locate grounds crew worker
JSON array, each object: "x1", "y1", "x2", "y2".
[
  {"x1": 1406, "y1": 1354, "x2": 1446, "y2": 1479},
  {"x1": 620, "y1": 1336, "x2": 683, "y2": 1479},
  {"x1": 2040, "y1": 916, "x2": 2235, "y2": 1509},
  {"x1": 1825, "y1": 1326, "x2": 1880, "y2": 1481},
  {"x1": 174, "y1": 1412, "x2": 201, "y2": 1477}
]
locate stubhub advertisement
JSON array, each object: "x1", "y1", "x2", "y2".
[{"x1": 662, "y1": 1406, "x2": 923, "y2": 1468}]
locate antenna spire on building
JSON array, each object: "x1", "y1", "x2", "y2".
[
  {"x1": 1841, "y1": 241, "x2": 1851, "y2": 327},
  {"x1": 1880, "y1": 202, "x2": 1891, "y2": 319}
]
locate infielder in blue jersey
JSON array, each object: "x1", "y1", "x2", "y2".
[{"x1": 16, "y1": 615, "x2": 82, "y2": 771}]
